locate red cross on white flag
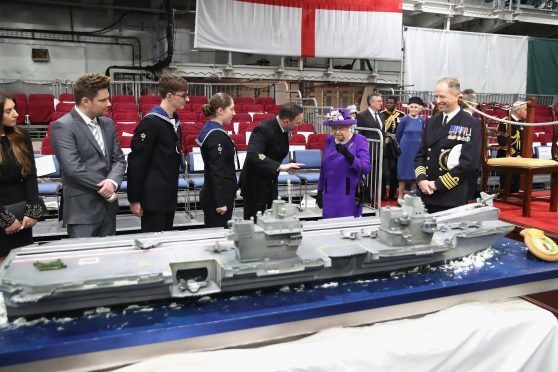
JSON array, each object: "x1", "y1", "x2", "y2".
[{"x1": 195, "y1": 0, "x2": 402, "y2": 59}]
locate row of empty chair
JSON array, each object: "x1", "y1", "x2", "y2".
[{"x1": 12, "y1": 92, "x2": 278, "y2": 124}]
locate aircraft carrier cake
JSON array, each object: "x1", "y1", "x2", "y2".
[{"x1": 0, "y1": 194, "x2": 514, "y2": 318}]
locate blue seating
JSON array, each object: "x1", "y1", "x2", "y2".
[
  {"x1": 34, "y1": 154, "x2": 62, "y2": 216},
  {"x1": 277, "y1": 153, "x2": 302, "y2": 201},
  {"x1": 292, "y1": 150, "x2": 323, "y2": 209},
  {"x1": 293, "y1": 149, "x2": 322, "y2": 184}
]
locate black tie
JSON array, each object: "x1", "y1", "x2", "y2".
[
  {"x1": 374, "y1": 113, "x2": 381, "y2": 127},
  {"x1": 442, "y1": 115, "x2": 448, "y2": 126}
]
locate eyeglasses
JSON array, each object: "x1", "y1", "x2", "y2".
[{"x1": 172, "y1": 92, "x2": 189, "y2": 99}]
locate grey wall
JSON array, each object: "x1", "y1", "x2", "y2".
[{"x1": 0, "y1": 3, "x2": 158, "y2": 80}]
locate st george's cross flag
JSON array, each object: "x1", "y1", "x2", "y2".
[{"x1": 194, "y1": 0, "x2": 402, "y2": 59}]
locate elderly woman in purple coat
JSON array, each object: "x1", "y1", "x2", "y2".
[{"x1": 316, "y1": 108, "x2": 371, "y2": 219}]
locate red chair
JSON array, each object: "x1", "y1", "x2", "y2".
[
  {"x1": 266, "y1": 104, "x2": 282, "y2": 114},
  {"x1": 181, "y1": 112, "x2": 199, "y2": 122},
  {"x1": 188, "y1": 96, "x2": 208, "y2": 104},
  {"x1": 181, "y1": 104, "x2": 193, "y2": 112},
  {"x1": 231, "y1": 134, "x2": 247, "y2": 151},
  {"x1": 59, "y1": 93, "x2": 75, "y2": 102},
  {"x1": 234, "y1": 96, "x2": 254, "y2": 105},
  {"x1": 51, "y1": 111, "x2": 68, "y2": 122},
  {"x1": 223, "y1": 123, "x2": 234, "y2": 133},
  {"x1": 55, "y1": 102, "x2": 74, "y2": 112},
  {"x1": 238, "y1": 122, "x2": 258, "y2": 134},
  {"x1": 111, "y1": 95, "x2": 135, "y2": 104},
  {"x1": 113, "y1": 112, "x2": 140, "y2": 122},
  {"x1": 182, "y1": 134, "x2": 199, "y2": 154},
  {"x1": 307, "y1": 133, "x2": 328, "y2": 151},
  {"x1": 289, "y1": 133, "x2": 307, "y2": 146},
  {"x1": 296, "y1": 123, "x2": 315, "y2": 133},
  {"x1": 234, "y1": 104, "x2": 247, "y2": 113},
  {"x1": 115, "y1": 123, "x2": 138, "y2": 136},
  {"x1": 13, "y1": 94, "x2": 28, "y2": 125},
  {"x1": 253, "y1": 113, "x2": 275, "y2": 123},
  {"x1": 12, "y1": 93, "x2": 27, "y2": 103},
  {"x1": 28, "y1": 101, "x2": 54, "y2": 123},
  {"x1": 256, "y1": 97, "x2": 275, "y2": 106},
  {"x1": 191, "y1": 103, "x2": 204, "y2": 113},
  {"x1": 29, "y1": 93, "x2": 54, "y2": 102},
  {"x1": 232, "y1": 113, "x2": 252, "y2": 122},
  {"x1": 118, "y1": 135, "x2": 133, "y2": 148},
  {"x1": 140, "y1": 103, "x2": 158, "y2": 114},
  {"x1": 540, "y1": 133, "x2": 553, "y2": 145},
  {"x1": 243, "y1": 104, "x2": 264, "y2": 113},
  {"x1": 112, "y1": 102, "x2": 138, "y2": 113},
  {"x1": 138, "y1": 95, "x2": 160, "y2": 106},
  {"x1": 191, "y1": 122, "x2": 204, "y2": 132},
  {"x1": 181, "y1": 122, "x2": 203, "y2": 134},
  {"x1": 41, "y1": 136, "x2": 53, "y2": 155}
]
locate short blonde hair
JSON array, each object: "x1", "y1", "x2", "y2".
[{"x1": 436, "y1": 77, "x2": 461, "y2": 94}]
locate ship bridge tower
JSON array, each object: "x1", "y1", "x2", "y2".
[{"x1": 377, "y1": 195, "x2": 438, "y2": 246}]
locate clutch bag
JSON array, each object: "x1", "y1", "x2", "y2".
[{"x1": 4, "y1": 201, "x2": 27, "y2": 221}]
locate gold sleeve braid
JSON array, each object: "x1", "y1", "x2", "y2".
[
  {"x1": 440, "y1": 173, "x2": 460, "y2": 190},
  {"x1": 415, "y1": 166, "x2": 427, "y2": 178}
]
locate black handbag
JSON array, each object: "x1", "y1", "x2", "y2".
[
  {"x1": 4, "y1": 201, "x2": 26, "y2": 221},
  {"x1": 388, "y1": 138, "x2": 401, "y2": 157},
  {"x1": 355, "y1": 168, "x2": 372, "y2": 205}
]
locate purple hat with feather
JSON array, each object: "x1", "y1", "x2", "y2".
[{"x1": 322, "y1": 108, "x2": 357, "y2": 127}]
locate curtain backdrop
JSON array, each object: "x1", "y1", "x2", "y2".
[
  {"x1": 527, "y1": 38, "x2": 558, "y2": 95},
  {"x1": 404, "y1": 27, "x2": 528, "y2": 94}
]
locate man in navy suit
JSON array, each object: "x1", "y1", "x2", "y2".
[
  {"x1": 356, "y1": 93, "x2": 384, "y2": 138},
  {"x1": 51, "y1": 73, "x2": 126, "y2": 238}
]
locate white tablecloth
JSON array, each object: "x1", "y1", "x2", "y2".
[{"x1": 118, "y1": 299, "x2": 558, "y2": 372}]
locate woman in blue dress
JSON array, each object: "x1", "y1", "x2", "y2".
[
  {"x1": 317, "y1": 108, "x2": 371, "y2": 219},
  {"x1": 395, "y1": 97, "x2": 425, "y2": 205}
]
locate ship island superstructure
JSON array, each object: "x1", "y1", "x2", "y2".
[{"x1": 0, "y1": 194, "x2": 514, "y2": 318}]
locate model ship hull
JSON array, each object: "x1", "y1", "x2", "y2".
[{"x1": 0, "y1": 198, "x2": 514, "y2": 318}]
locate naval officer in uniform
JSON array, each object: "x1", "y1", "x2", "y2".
[{"x1": 414, "y1": 77, "x2": 482, "y2": 213}]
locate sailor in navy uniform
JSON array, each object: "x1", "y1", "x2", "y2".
[{"x1": 414, "y1": 78, "x2": 482, "y2": 213}]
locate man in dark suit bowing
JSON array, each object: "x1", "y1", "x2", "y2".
[
  {"x1": 414, "y1": 77, "x2": 482, "y2": 213},
  {"x1": 51, "y1": 73, "x2": 126, "y2": 238},
  {"x1": 240, "y1": 102, "x2": 304, "y2": 220}
]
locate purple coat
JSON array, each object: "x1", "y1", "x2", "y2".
[{"x1": 318, "y1": 133, "x2": 371, "y2": 219}]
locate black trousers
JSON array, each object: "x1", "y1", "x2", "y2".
[
  {"x1": 0, "y1": 228, "x2": 33, "y2": 256},
  {"x1": 141, "y1": 210, "x2": 175, "y2": 233},
  {"x1": 382, "y1": 155, "x2": 398, "y2": 199},
  {"x1": 203, "y1": 206, "x2": 233, "y2": 228}
]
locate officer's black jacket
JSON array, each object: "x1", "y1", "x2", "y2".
[{"x1": 414, "y1": 109, "x2": 481, "y2": 207}]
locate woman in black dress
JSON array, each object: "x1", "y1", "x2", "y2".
[
  {"x1": 196, "y1": 93, "x2": 238, "y2": 228},
  {"x1": 0, "y1": 91, "x2": 43, "y2": 257}
]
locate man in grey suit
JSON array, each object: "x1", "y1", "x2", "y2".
[{"x1": 51, "y1": 73, "x2": 126, "y2": 238}]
